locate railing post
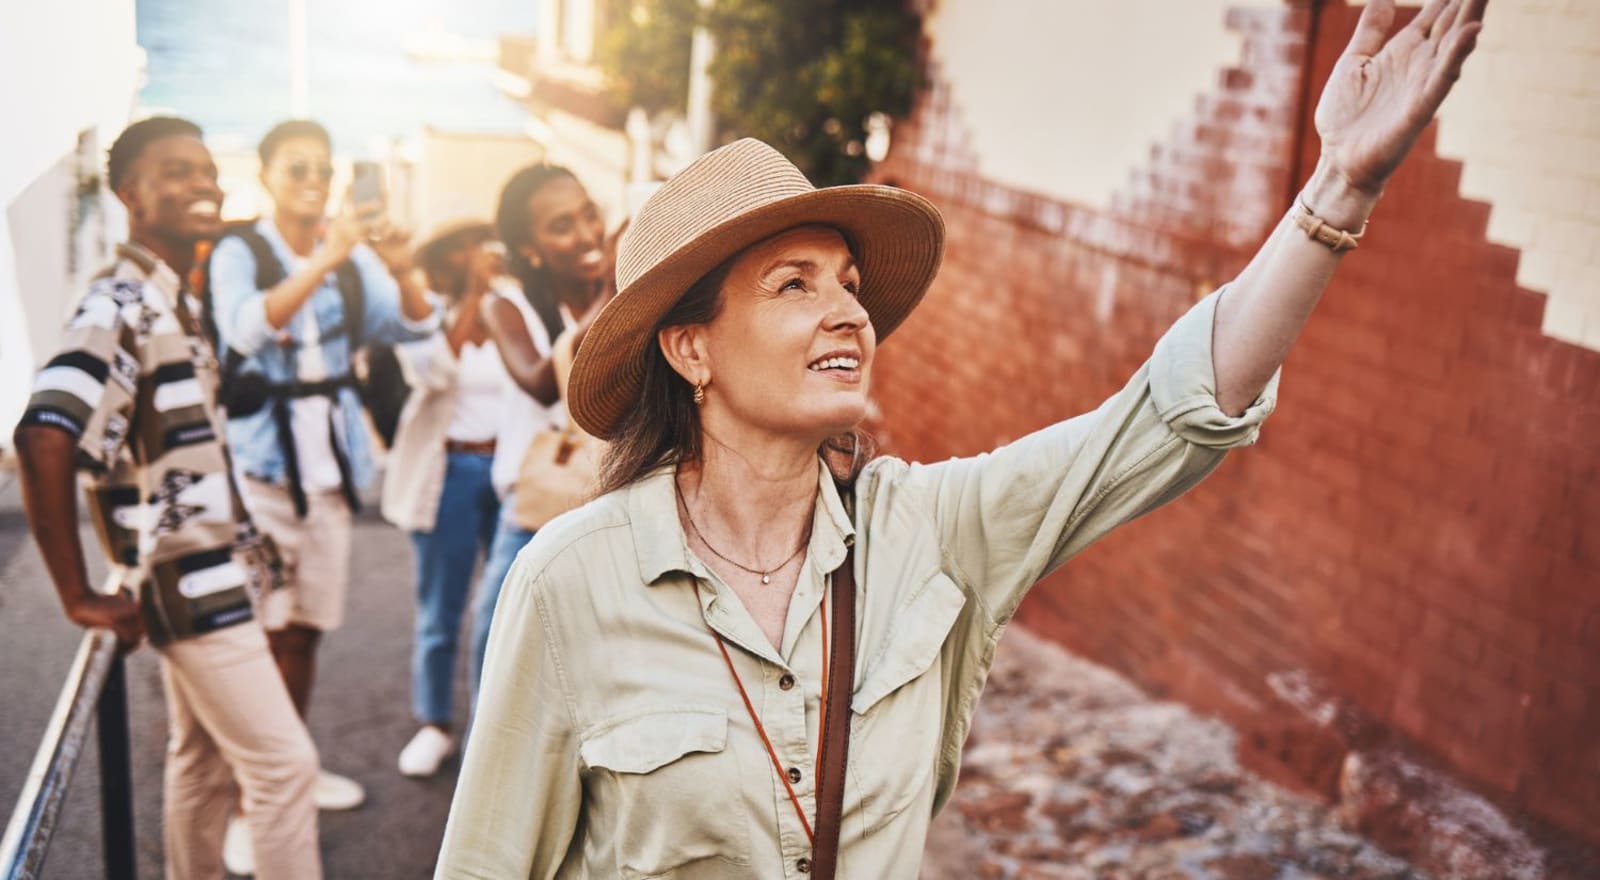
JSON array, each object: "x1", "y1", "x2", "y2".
[{"x1": 94, "y1": 653, "x2": 135, "y2": 880}]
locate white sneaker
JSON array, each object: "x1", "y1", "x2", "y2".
[
  {"x1": 313, "y1": 769, "x2": 366, "y2": 810},
  {"x1": 397, "y1": 726, "x2": 457, "y2": 778},
  {"x1": 223, "y1": 814, "x2": 255, "y2": 876}
]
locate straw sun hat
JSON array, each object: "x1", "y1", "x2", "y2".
[{"x1": 567, "y1": 137, "x2": 945, "y2": 440}]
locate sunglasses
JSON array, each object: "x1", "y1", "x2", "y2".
[{"x1": 286, "y1": 161, "x2": 335, "y2": 183}]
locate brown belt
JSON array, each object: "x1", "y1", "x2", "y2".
[{"x1": 444, "y1": 439, "x2": 497, "y2": 456}]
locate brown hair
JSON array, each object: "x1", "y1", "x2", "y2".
[{"x1": 594, "y1": 241, "x2": 875, "y2": 496}]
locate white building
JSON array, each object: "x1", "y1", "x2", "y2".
[{"x1": 0, "y1": 0, "x2": 143, "y2": 445}]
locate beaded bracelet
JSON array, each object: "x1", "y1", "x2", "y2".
[{"x1": 1292, "y1": 196, "x2": 1367, "y2": 252}]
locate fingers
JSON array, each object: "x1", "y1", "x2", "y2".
[
  {"x1": 1423, "y1": 21, "x2": 1482, "y2": 111},
  {"x1": 1412, "y1": 0, "x2": 1455, "y2": 36},
  {"x1": 1347, "y1": 0, "x2": 1396, "y2": 57},
  {"x1": 1454, "y1": 0, "x2": 1488, "y2": 32}
]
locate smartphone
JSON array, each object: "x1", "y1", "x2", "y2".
[{"x1": 351, "y1": 161, "x2": 385, "y2": 222}]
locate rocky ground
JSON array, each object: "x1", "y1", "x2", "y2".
[{"x1": 921, "y1": 627, "x2": 1428, "y2": 880}]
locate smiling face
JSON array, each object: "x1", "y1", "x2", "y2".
[
  {"x1": 117, "y1": 133, "x2": 223, "y2": 246},
  {"x1": 522, "y1": 175, "x2": 606, "y2": 285},
  {"x1": 671, "y1": 225, "x2": 875, "y2": 443},
  {"x1": 260, "y1": 135, "x2": 334, "y2": 222}
]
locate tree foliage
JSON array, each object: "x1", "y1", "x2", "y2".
[{"x1": 598, "y1": 0, "x2": 922, "y2": 185}]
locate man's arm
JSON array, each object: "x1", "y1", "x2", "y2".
[
  {"x1": 11, "y1": 425, "x2": 144, "y2": 647},
  {"x1": 260, "y1": 211, "x2": 364, "y2": 332}
]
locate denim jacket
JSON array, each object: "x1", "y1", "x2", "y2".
[{"x1": 209, "y1": 217, "x2": 438, "y2": 490}]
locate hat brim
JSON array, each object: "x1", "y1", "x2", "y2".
[
  {"x1": 413, "y1": 220, "x2": 495, "y2": 267},
  {"x1": 568, "y1": 184, "x2": 945, "y2": 440}
]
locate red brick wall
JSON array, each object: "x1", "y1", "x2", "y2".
[{"x1": 868, "y1": 1, "x2": 1600, "y2": 844}]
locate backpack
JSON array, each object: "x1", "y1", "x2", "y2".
[{"x1": 198, "y1": 220, "x2": 410, "y2": 447}]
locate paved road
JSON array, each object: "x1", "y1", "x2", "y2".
[{"x1": 1, "y1": 473, "x2": 463, "y2": 879}]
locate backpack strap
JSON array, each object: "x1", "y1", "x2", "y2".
[
  {"x1": 201, "y1": 221, "x2": 285, "y2": 393},
  {"x1": 333, "y1": 259, "x2": 366, "y2": 350},
  {"x1": 233, "y1": 226, "x2": 287, "y2": 291}
]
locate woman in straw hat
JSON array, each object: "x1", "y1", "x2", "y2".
[{"x1": 437, "y1": 2, "x2": 1484, "y2": 876}]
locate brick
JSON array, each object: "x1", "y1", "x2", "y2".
[{"x1": 873, "y1": 3, "x2": 1600, "y2": 845}]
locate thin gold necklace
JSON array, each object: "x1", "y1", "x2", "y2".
[{"x1": 676, "y1": 482, "x2": 812, "y2": 585}]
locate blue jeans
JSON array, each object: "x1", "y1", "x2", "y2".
[
  {"x1": 468, "y1": 506, "x2": 535, "y2": 713},
  {"x1": 409, "y1": 451, "x2": 500, "y2": 726}
]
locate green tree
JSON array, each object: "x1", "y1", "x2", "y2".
[{"x1": 599, "y1": 0, "x2": 922, "y2": 185}]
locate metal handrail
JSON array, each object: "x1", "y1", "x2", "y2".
[{"x1": 0, "y1": 624, "x2": 135, "y2": 880}]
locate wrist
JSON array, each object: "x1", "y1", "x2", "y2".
[
  {"x1": 1302, "y1": 158, "x2": 1381, "y2": 230},
  {"x1": 63, "y1": 588, "x2": 102, "y2": 620},
  {"x1": 312, "y1": 247, "x2": 347, "y2": 275}
]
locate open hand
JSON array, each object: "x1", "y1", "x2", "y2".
[{"x1": 1315, "y1": 0, "x2": 1485, "y2": 196}]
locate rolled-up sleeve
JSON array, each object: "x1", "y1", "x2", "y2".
[
  {"x1": 1149, "y1": 289, "x2": 1278, "y2": 448},
  {"x1": 207, "y1": 236, "x2": 277, "y2": 356},
  {"x1": 900, "y1": 288, "x2": 1278, "y2": 627},
  {"x1": 435, "y1": 551, "x2": 581, "y2": 879},
  {"x1": 18, "y1": 285, "x2": 140, "y2": 471}
]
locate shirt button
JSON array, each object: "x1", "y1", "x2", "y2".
[
  {"x1": 779, "y1": 674, "x2": 796, "y2": 690},
  {"x1": 787, "y1": 766, "x2": 802, "y2": 784},
  {"x1": 797, "y1": 857, "x2": 812, "y2": 873}
]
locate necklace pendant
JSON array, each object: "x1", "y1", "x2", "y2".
[{"x1": 761, "y1": 574, "x2": 771, "y2": 585}]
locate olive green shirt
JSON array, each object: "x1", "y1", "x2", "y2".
[{"x1": 436, "y1": 290, "x2": 1279, "y2": 879}]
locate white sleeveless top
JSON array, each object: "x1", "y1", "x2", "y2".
[
  {"x1": 445, "y1": 339, "x2": 510, "y2": 443},
  {"x1": 489, "y1": 282, "x2": 570, "y2": 498}
]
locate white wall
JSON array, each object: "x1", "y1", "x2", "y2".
[
  {"x1": 1425, "y1": 0, "x2": 1600, "y2": 351},
  {"x1": 925, "y1": 0, "x2": 1258, "y2": 210},
  {"x1": 0, "y1": 0, "x2": 142, "y2": 440}
]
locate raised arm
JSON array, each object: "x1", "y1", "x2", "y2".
[
  {"x1": 480, "y1": 295, "x2": 562, "y2": 405},
  {"x1": 260, "y1": 211, "x2": 363, "y2": 332},
  {"x1": 367, "y1": 219, "x2": 435, "y2": 325},
  {"x1": 1212, "y1": 0, "x2": 1484, "y2": 415}
]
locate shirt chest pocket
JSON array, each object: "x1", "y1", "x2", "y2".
[
  {"x1": 846, "y1": 570, "x2": 968, "y2": 835},
  {"x1": 579, "y1": 707, "x2": 752, "y2": 879}
]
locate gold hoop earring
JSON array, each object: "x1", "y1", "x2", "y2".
[{"x1": 693, "y1": 381, "x2": 706, "y2": 405}]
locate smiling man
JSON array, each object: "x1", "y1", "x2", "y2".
[
  {"x1": 204, "y1": 122, "x2": 438, "y2": 853},
  {"x1": 11, "y1": 116, "x2": 323, "y2": 880}
]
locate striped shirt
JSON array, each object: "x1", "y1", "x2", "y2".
[{"x1": 20, "y1": 242, "x2": 282, "y2": 644}]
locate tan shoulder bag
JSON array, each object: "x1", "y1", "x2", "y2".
[{"x1": 511, "y1": 325, "x2": 605, "y2": 530}]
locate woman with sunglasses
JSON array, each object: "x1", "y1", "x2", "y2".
[{"x1": 207, "y1": 118, "x2": 438, "y2": 873}]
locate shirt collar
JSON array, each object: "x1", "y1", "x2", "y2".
[
  {"x1": 115, "y1": 242, "x2": 183, "y2": 303},
  {"x1": 627, "y1": 459, "x2": 857, "y2": 587}
]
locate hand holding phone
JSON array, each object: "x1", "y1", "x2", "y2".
[{"x1": 350, "y1": 161, "x2": 386, "y2": 232}]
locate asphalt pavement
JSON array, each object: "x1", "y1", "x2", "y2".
[{"x1": 0, "y1": 472, "x2": 462, "y2": 879}]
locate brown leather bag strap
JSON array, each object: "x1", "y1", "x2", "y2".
[{"x1": 810, "y1": 534, "x2": 856, "y2": 879}]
